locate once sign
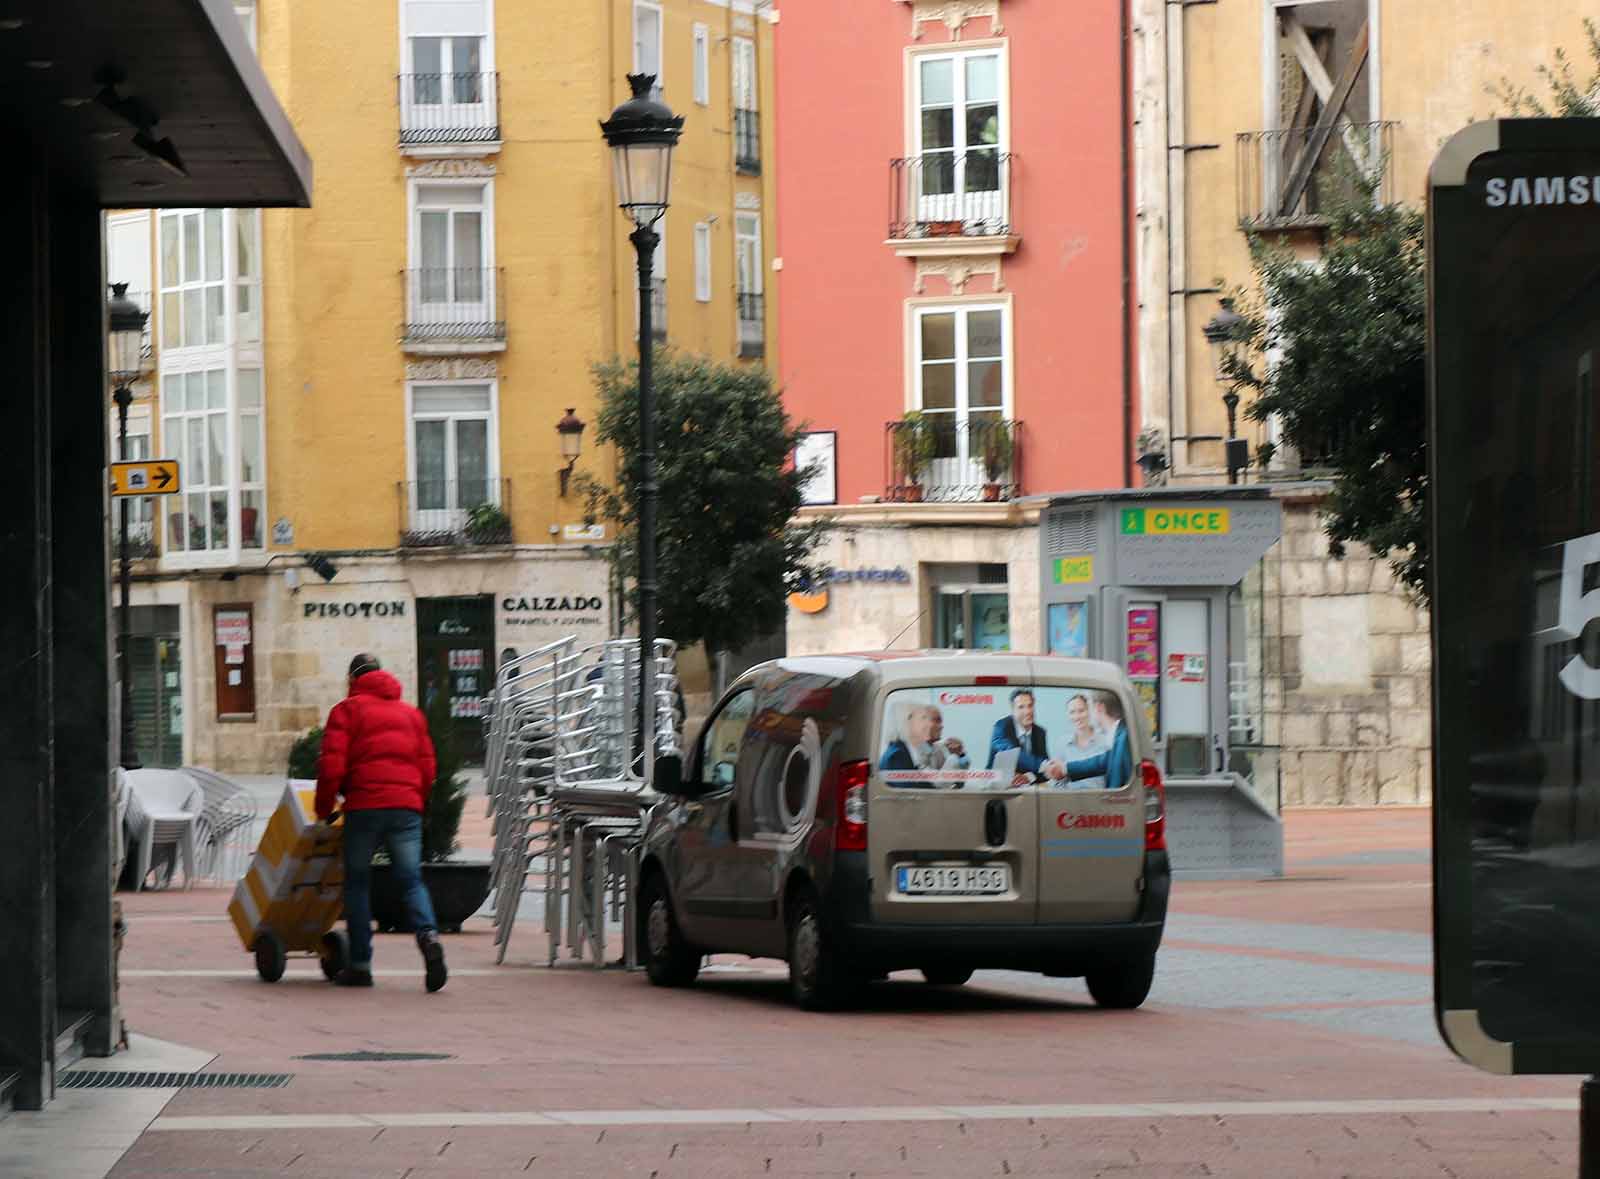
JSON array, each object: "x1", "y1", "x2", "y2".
[{"x1": 1430, "y1": 119, "x2": 1600, "y2": 1076}]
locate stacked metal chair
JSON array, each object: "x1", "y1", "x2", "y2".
[{"x1": 481, "y1": 635, "x2": 681, "y2": 969}]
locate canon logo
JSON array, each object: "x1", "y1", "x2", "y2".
[
  {"x1": 1056, "y1": 813, "x2": 1127, "y2": 831},
  {"x1": 939, "y1": 692, "x2": 994, "y2": 706}
]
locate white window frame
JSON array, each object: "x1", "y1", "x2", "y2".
[
  {"x1": 694, "y1": 221, "x2": 712, "y2": 303},
  {"x1": 735, "y1": 213, "x2": 763, "y2": 297},
  {"x1": 907, "y1": 298, "x2": 1014, "y2": 477},
  {"x1": 693, "y1": 23, "x2": 710, "y2": 106},
  {"x1": 158, "y1": 209, "x2": 229, "y2": 353},
  {"x1": 160, "y1": 363, "x2": 235, "y2": 561},
  {"x1": 634, "y1": 1, "x2": 664, "y2": 98},
  {"x1": 732, "y1": 36, "x2": 757, "y2": 113},
  {"x1": 404, "y1": 380, "x2": 502, "y2": 532},
  {"x1": 906, "y1": 42, "x2": 1009, "y2": 230},
  {"x1": 399, "y1": 0, "x2": 495, "y2": 73},
  {"x1": 407, "y1": 176, "x2": 495, "y2": 320}
]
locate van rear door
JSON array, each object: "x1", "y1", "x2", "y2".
[
  {"x1": 868, "y1": 680, "x2": 1039, "y2": 926},
  {"x1": 1030, "y1": 668, "x2": 1146, "y2": 924}
]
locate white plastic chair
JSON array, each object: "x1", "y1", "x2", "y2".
[
  {"x1": 183, "y1": 766, "x2": 259, "y2": 884},
  {"x1": 123, "y1": 769, "x2": 202, "y2": 891},
  {"x1": 113, "y1": 768, "x2": 132, "y2": 887}
]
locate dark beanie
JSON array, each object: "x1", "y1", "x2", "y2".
[{"x1": 348, "y1": 652, "x2": 381, "y2": 679}]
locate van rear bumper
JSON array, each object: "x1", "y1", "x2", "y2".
[{"x1": 824, "y1": 850, "x2": 1170, "y2": 974}]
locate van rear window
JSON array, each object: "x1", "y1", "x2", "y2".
[{"x1": 879, "y1": 685, "x2": 1132, "y2": 791}]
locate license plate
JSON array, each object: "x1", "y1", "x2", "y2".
[{"x1": 895, "y1": 864, "x2": 1010, "y2": 895}]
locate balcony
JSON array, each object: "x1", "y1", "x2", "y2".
[
  {"x1": 400, "y1": 267, "x2": 506, "y2": 353},
  {"x1": 398, "y1": 72, "x2": 501, "y2": 153},
  {"x1": 884, "y1": 417, "x2": 1022, "y2": 504},
  {"x1": 398, "y1": 478, "x2": 512, "y2": 547},
  {"x1": 1236, "y1": 121, "x2": 1396, "y2": 229},
  {"x1": 737, "y1": 291, "x2": 765, "y2": 358},
  {"x1": 735, "y1": 108, "x2": 761, "y2": 175},
  {"x1": 887, "y1": 152, "x2": 1018, "y2": 256}
]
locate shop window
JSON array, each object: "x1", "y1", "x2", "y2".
[{"x1": 213, "y1": 604, "x2": 256, "y2": 720}]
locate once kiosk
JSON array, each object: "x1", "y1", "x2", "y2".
[
  {"x1": 1035, "y1": 488, "x2": 1284, "y2": 878},
  {"x1": 1430, "y1": 118, "x2": 1600, "y2": 1169}
]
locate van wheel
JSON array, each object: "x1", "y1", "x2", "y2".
[
  {"x1": 1086, "y1": 954, "x2": 1156, "y2": 1010},
  {"x1": 920, "y1": 966, "x2": 974, "y2": 986},
  {"x1": 641, "y1": 873, "x2": 700, "y2": 988},
  {"x1": 787, "y1": 892, "x2": 853, "y2": 1011}
]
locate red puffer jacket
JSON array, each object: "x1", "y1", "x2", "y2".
[{"x1": 315, "y1": 670, "x2": 438, "y2": 820}]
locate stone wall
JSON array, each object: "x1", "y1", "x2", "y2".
[{"x1": 1266, "y1": 497, "x2": 1432, "y2": 806}]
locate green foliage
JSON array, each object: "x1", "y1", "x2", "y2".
[
  {"x1": 286, "y1": 727, "x2": 323, "y2": 780},
  {"x1": 1488, "y1": 18, "x2": 1600, "y2": 117},
  {"x1": 979, "y1": 420, "x2": 1015, "y2": 483},
  {"x1": 579, "y1": 351, "x2": 831, "y2": 656},
  {"x1": 1228, "y1": 172, "x2": 1430, "y2": 597},
  {"x1": 464, "y1": 500, "x2": 511, "y2": 544},
  {"x1": 893, "y1": 411, "x2": 938, "y2": 484},
  {"x1": 421, "y1": 688, "x2": 467, "y2": 864}
]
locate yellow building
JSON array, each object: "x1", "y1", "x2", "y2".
[
  {"x1": 1130, "y1": 1, "x2": 1590, "y2": 806},
  {"x1": 108, "y1": 0, "x2": 775, "y2": 772}
]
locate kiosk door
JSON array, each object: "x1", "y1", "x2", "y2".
[{"x1": 1114, "y1": 591, "x2": 1224, "y2": 778}]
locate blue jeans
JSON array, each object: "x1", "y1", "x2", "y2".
[{"x1": 342, "y1": 808, "x2": 438, "y2": 969}]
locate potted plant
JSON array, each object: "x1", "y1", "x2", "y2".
[
  {"x1": 463, "y1": 501, "x2": 511, "y2": 545},
  {"x1": 979, "y1": 420, "x2": 1014, "y2": 501},
  {"x1": 894, "y1": 411, "x2": 937, "y2": 502}
]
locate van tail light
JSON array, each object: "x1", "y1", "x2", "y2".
[
  {"x1": 835, "y1": 758, "x2": 870, "y2": 851},
  {"x1": 1141, "y1": 759, "x2": 1167, "y2": 852}
]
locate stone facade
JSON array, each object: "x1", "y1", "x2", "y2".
[{"x1": 1266, "y1": 496, "x2": 1432, "y2": 806}]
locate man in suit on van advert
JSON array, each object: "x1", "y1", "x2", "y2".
[
  {"x1": 987, "y1": 688, "x2": 1049, "y2": 785},
  {"x1": 1052, "y1": 690, "x2": 1133, "y2": 789}
]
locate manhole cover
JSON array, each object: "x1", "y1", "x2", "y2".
[
  {"x1": 59, "y1": 1071, "x2": 292, "y2": 1089},
  {"x1": 295, "y1": 1051, "x2": 453, "y2": 1062}
]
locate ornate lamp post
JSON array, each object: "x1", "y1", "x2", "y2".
[
  {"x1": 601, "y1": 74, "x2": 682, "y2": 772},
  {"x1": 1203, "y1": 297, "x2": 1249, "y2": 485},
  {"x1": 108, "y1": 283, "x2": 148, "y2": 770},
  {"x1": 556, "y1": 408, "x2": 586, "y2": 497}
]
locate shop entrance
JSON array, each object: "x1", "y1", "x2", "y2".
[
  {"x1": 127, "y1": 605, "x2": 183, "y2": 768},
  {"x1": 930, "y1": 563, "x2": 1011, "y2": 650},
  {"x1": 417, "y1": 595, "x2": 494, "y2": 764}
]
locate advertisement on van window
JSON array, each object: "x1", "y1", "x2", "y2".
[{"x1": 880, "y1": 686, "x2": 1132, "y2": 791}]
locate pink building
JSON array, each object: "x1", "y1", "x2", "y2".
[{"x1": 777, "y1": 0, "x2": 1135, "y2": 653}]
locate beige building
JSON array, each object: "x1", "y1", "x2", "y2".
[
  {"x1": 108, "y1": 0, "x2": 775, "y2": 772},
  {"x1": 1130, "y1": 1, "x2": 1588, "y2": 803}
]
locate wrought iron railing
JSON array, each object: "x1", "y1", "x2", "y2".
[
  {"x1": 737, "y1": 290, "x2": 764, "y2": 358},
  {"x1": 398, "y1": 72, "x2": 501, "y2": 145},
  {"x1": 889, "y1": 151, "x2": 1014, "y2": 241},
  {"x1": 400, "y1": 267, "x2": 506, "y2": 346},
  {"x1": 398, "y1": 478, "x2": 512, "y2": 547},
  {"x1": 884, "y1": 417, "x2": 1022, "y2": 503},
  {"x1": 1236, "y1": 121, "x2": 1396, "y2": 228},
  {"x1": 121, "y1": 289, "x2": 154, "y2": 361},
  {"x1": 735, "y1": 108, "x2": 761, "y2": 174}
]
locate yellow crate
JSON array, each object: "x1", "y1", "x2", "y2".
[{"x1": 229, "y1": 784, "x2": 345, "y2": 955}]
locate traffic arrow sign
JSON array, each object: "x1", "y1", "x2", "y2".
[{"x1": 111, "y1": 459, "x2": 181, "y2": 497}]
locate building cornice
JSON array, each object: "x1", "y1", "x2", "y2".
[{"x1": 797, "y1": 500, "x2": 1039, "y2": 528}]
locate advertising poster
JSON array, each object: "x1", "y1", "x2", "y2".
[
  {"x1": 878, "y1": 684, "x2": 1132, "y2": 791},
  {"x1": 1048, "y1": 601, "x2": 1089, "y2": 658},
  {"x1": 1125, "y1": 604, "x2": 1160, "y2": 679}
]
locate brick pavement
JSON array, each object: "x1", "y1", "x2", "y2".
[{"x1": 9, "y1": 806, "x2": 1588, "y2": 1177}]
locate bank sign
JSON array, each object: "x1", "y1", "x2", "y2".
[{"x1": 1429, "y1": 119, "x2": 1600, "y2": 1076}]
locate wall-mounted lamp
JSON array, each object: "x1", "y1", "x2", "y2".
[
  {"x1": 306, "y1": 553, "x2": 338, "y2": 582},
  {"x1": 1203, "y1": 298, "x2": 1250, "y2": 485},
  {"x1": 557, "y1": 407, "x2": 587, "y2": 496}
]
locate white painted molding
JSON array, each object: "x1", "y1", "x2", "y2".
[
  {"x1": 405, "y1": 358, "x2": 500, "y2": 381},
  {"x1": 405, "y1": 159, "x2": 498, "y2": 179},
  {"x1": 913, "y1": 255, "x2": 1003, "y2": 295},
  {"x1": 897, "y1": 0, "x2": 1004, "y2": 38}
]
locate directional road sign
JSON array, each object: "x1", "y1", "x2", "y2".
[{"x1": 111, "y1": 459, "x2": 180, "y2": 497}]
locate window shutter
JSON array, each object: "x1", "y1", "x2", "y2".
[
  {"x1": 733, "y1": 38, "x2": 756, "y2": 111},
  {"x1": 693, "y1": 24, "x2": 709, "y2": 105},
  {"x1": 694, "y1": 223, "x2": 712, "y2": 302},
  {"x1": 406, "y1": 0, "x2": 486, "y2": 37}
]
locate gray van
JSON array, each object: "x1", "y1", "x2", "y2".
[{"x1": 638, "y1": 652, "x2": 1170, "y2": 1010}]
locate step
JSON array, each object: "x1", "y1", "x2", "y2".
[{"x1": 53, "y1": 1010, "x2": 92, "y2": 1076}]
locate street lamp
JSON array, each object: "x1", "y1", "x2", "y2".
[
  {"x1": 556, "y1": 408, "x2": 586, "y2": 497},
  {"x1": 601, "y1": 73, "x2": 682, "y2": 775},
  {"x1": 1203, "y1": 297, "x2": 1250, "y2": 485},
  {"x1": 108, "y1": 282, "x2": 148, "y2": 770}
]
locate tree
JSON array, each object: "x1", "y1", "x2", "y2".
[
  {"x1": 1488, "y1": 18, "x2": 1600, "y2": 117},
  {"x1": 1229, "y1": 177, "x2": 1430, "y2": 597},
  {"x1": 581, "y1": 351, "x2": 831, "y2": 657}
]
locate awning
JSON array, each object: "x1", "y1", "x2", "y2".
[{"x1": 0, "y1": 0, "x2": 311, "y2": 208}]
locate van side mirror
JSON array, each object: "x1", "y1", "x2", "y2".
[{"x1": 653, "y1": 753, "x2": 684, "y2": 794}]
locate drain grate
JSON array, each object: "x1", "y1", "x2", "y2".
[
  {"x1": 296, "y1": 1051, "x2": 453, "y2": 1062},
  {"x1": 59, "y1": 1071, "x2": 293, "y2": 1090}
]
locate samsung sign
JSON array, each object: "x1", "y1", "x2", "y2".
[{"x1": 1484, "y1": 175, "x2": 1600, "y2": 207}]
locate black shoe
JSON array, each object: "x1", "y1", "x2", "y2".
[
  {"x1": 417, "y1": 931, "x2": 447, "y2": 993},
  {"x1": 334, "y1": 967, "x2": 373, "y2": 987}
]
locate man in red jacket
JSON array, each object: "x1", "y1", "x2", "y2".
[{"x1": 317, "y1": 652, "x2": 448, "y2": 992}]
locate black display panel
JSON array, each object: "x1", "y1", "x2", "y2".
[{"x1": 1432, "y1": 120, "x2": 1600, "y2": 1074}]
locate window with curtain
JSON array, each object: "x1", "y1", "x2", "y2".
[
  {"x1": 914, "y1": 303, "x2": 1008, "y2": 471},
  {"x1": 634, "y1": 2, "x2": 662, "y2": 97},
  {"x1": 414, "y1": 183, "x2": 487, "y2": 305},
  {"x1": 237, "y1": 369, "x2": 265, "y2": 549},
  {"x1": 159, "y1": 210, "x2": 227, "y2": 350},
  {"x1": 915, "y1": 50, "x2": 1004, "y2": 217},
  {"x1": 405, "y1": 0, "x2": 488, "y2": 104},
  {"x1": 410, "y1": 384, "x2": 495, "y2": 525},
  {"x1": 162, "y1": 369, "x2": 231, "y2": 554}
]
